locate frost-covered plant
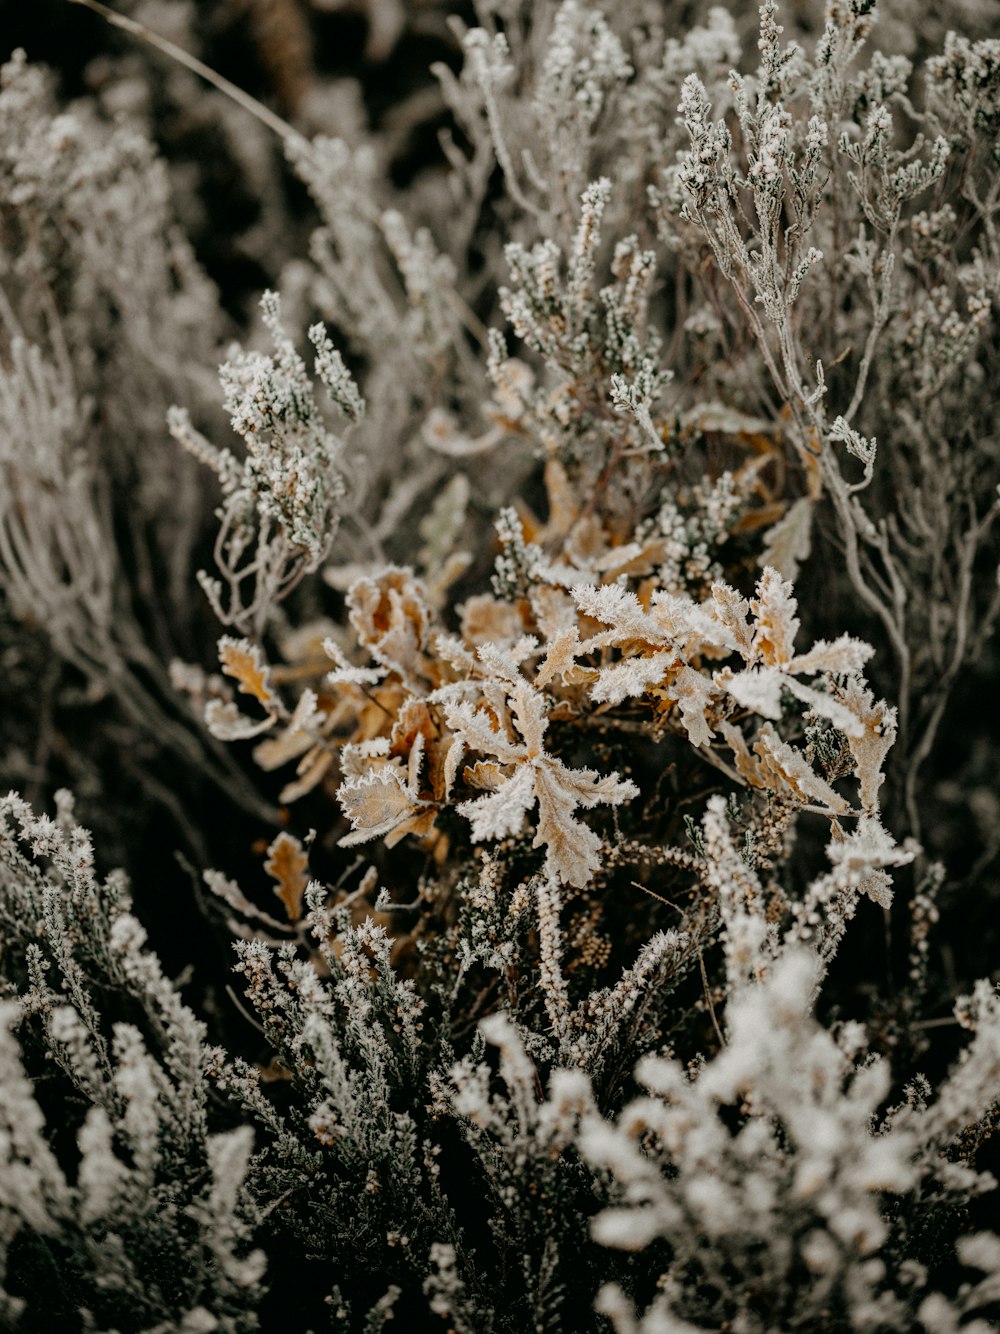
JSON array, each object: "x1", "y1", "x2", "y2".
[
  {"x1": 0, "y1": 49, "x2": 273, "y2": 838},
  {"x1": 565, "y1": 820, "x2": 1000, "y2": 1333},
  {"x1": 169, "y1": 291, "x2": 359, "y2": 637},
  {"x1": 576, "y1": 943, "x2": 1000, "y2": 1333},
  {"x1": 2, "y1": 0, "x2": 1000, "y2": 1331},
  {"x1": 0, "y1": 791, "x2": 264, "y2": 1330}
]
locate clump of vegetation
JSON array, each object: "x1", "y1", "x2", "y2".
[{"x1": 1, "y1": 0, "x2": 999, "y2": 1328}]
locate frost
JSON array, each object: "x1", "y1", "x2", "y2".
[
  {"x1": 1, "y1": 7, "x2": 998, "y2": 1331},
  {"x1": 451, "y1": 676, "x2": 637, "y2": 887}
]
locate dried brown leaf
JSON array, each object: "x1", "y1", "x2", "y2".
[
  {"x1": 264, "y1": 831, "x2": 310, "y2": 922},
  {"x1": 663, "y1": 665, "x2": 716, "y2": 747},
  {"x1": 754, "y1": 724, "x2": 847, "y2": 813},
  {"x1": 838, "y1": 676, "x2": 897, "y2": 810},
  {"x1": 711, "y1": 582, "x2": 754, "y2": 661},
  {"x1": 347, "y1": 567, "x2": 434, "y2": 687},
  {"x1": 279, "y1": 747, "x2": 334, "y2": 804},
  {"x1": 751, "y1": 567, "x2": 800, "y2": 667},
  {"x1": 338, "y1": 767, "x2": 422, "y2": 847},
  {"x1": 219, "y1": 636, "x2": 276, "y2": 708},
  {"x1": 205, "y1": 699, "x2": 276, "y2": 741}
]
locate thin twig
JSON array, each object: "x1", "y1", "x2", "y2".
[
  {"x1": 698, "y1": 947, "x2": 726, "y2": 1049},
  {"x1": 66, "y1": 0, "x2": 305, "y2": 148},
  {"x1": 225, "y1": 983, "x2": 268, "y2": 1036}
]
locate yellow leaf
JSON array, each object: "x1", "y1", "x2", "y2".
[
  {"x1": 751, "y1": 567, "x2": 800, "y2": 667},
  {"x1": 384, "y1": 808, "x2": 438, "y2": 848},
  {"x1": 219, "y1": 637, "x2": 275, "y2": 708},
  {"x1": 264, "y1": 831, "x2": 309, "y2": 922}
]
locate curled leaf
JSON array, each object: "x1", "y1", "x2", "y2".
[
  {"x1": 205, "y1": 699, "x2": 276, "y2": 742},
  {"x1": 219, "y1": 637, "x2": 275, "y2": 708}
]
